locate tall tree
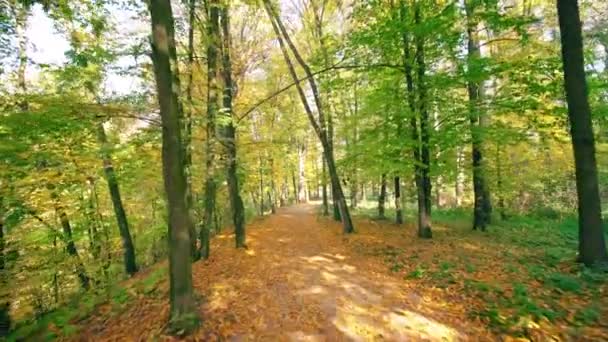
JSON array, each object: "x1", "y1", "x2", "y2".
[
  {"x1": 400, "y1": 0, "x2": 431, "y2": 237},
  {"x1": 199, "y1": 0, "x2": 221, "y2": 260},
  {"x1": 556, "y1": 0, "x2": 608, "y2": 266},
  {"x1": 218, "y1": 3, "x2": 247, "y2": 248},
  {"x1": 148, "y1": 0, "x2": 199, "y2": 332},
  {"x1": 465, "y1": 0, "x2": 492, "y2": 231},
  {"x1": 96, "y1": 123, "x2": 138, "y2": 276}
]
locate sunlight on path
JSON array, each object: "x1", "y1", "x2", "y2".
[{"x1": 78, "y1": 204, "x2": 472, "y2": 341}]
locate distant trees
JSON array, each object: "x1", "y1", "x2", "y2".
[{"x1": 262, "y1": 0, "x2": 355, "y2": 234}]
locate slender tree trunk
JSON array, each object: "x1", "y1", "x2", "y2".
[
  {"x1": 184, "y1": 0, "x2": 195, "y2": 206},
  {"x1": 496, "y1": 143, "x2": 507, "y2": 220},
  {"x1": 0, "y1": 205, "x2": 10, "y2": 337},
  {"x1": 394, "y1": 176, "x2": 403, "y2": 224},
  {"x1": 263, "y1": 0, "x2": 354, "y2": 233},
  {"x1": 259, "y1": 155, "x2": 265, "y2": 214},
  {"x1": 297, "y1": 143, "x2": 307, "y2": 203},
  {"x1": 456, "y1": 146, "x2": 465, "y2": 206},
  {"x1": 322, "y1": 158, "x2": 329, "y2": 215},
  {"x1": 269, "y1": 156, "x2": 277, "y2": 213},
  {"x1": 292, "y1": 170, "x2": 298, "y2": 204},
  {"x1": 148, "y1": 0, "x2": 198, "y2": 331},
  {"x1": 84, "y1": 180, "x2": 101, "y2": 259},
  {"x1": 97, "y1": 123, "x2": 138, "y2": 275},
  {"x1": 465, "y1": 0, "x2": 492, "y2": 231},
  {"x1": 200, "y1": 0, "x2": 221, "y2": 261},
  {"x1": 557, "y1": 0, "x2": 608, "y2": 266},
  {"x1": 184, "y1": 0, "x2": 197, "y2": 258},
  {"x1": 219, "y1": 4, "x2": 246, "y2": 248},
  {"x1": 53, "y1": 200, "x2": 90, "y2": 290},
  {"x1": 14, "y1": 3, "x2": 28, "y2": 111},
  {"x1": 378, "y1": 174, "x2": 387, "y2": 219}
]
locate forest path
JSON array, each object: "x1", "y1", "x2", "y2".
[{"x1": 78, "y1": 204, "x2": 482, "y2": 341}]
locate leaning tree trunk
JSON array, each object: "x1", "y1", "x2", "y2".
[
  {"x1": 148, "y1": 0, "x2": 198, "y2": 332},
  {"x1": 219, "y1": 4, "x2": 246, "y2": 248},
  {"x1": 465, "y1": 0, "x2": 492, "y2": 231},
  {"x1": 263, "y1": 0, "x2": 354, "y2": 233},
  {"x1": 557, "y1": 0, "x2": 608, "y2": 266},
  {"x1": 52, "y1": 198, "x2": 90, "y2": 290},
  {"x1": 97, "y1": 123, "x2": 138, "y2": 275}
]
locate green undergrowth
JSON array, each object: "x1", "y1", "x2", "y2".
[
  {"x1": 352, "y1": 205, "x2": 608, "y2": 338},
  {"x1": 8, "y1": 265, "x2": 168, "y2": 341}
]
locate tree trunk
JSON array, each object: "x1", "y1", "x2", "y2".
[
  {"x1": 199, "y1": 0, "x2": 221, "y2": 261},
  {"x1": 394, "y1": 176, "x2": 403, "y2": 224},
  {"x1": 297, "y1": 143, "x2": 307, "y2": 203},
  {"x1": 496, "y1": 143, "x2": 507, "y2": 220},
  {"x1": 184, "y1": 0, "x2": 196, "y2": 258},
  {"x1": 465, "y1": 0, "x2": 492, "y2": 231},
  {"x1": 400, "y1": 0, "x2": 430, "y2": 236},
  {"x1": 97, "y1": 123, "x2": 138, "y2": 275},
  {"x1": 0, "y1": 205, "x2": 10, "y2": 337},
  {"x1": 219, "y1": 4, "x2": 246, "y2": 248},
  {"x1": 455, "y1": 146, "x2": 465, "y2": 206},
  {"x1": 14, "y1": 2, "x2": 28, "y2": 111},
  {"x1": 378, "y1": 174, "x2": 387, "y2": 219},
  {"x1": 54, "y1": 201, "x2": 90, "y2": 290},
  {"x1": 269, "y1": 157, "x2": 277, "y2": 214},
  {"x1": 322, "y1": 157, "x2": 329, "y2": 215},
  {"x1": 263, "y1": 0, "x2": 354, "y2": 233},
  {"x1": 415, "y1": 5, "x2": 433, "y2": 238},
  {"x1": 557, "y1": 0, "x2": 608, "y2": 266},
  {"x1": 259, "y1": 155, "x2": 265, "y2": 214},
  {"x1": 148, "y1": 0, "x2": 198, "y2": 332}
]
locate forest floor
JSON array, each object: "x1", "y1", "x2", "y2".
[{"x1": 44, "y1": 204, "x2": 608, "y2": 341}]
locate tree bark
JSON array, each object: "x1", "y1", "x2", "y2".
[
  {"x1": 455, "y1": 146, "x2": 465, "y2": 206},
  {"x1": 322, "y1": 158, "x2": 329, "y2": 215},
  {"x1": 148, "y1": 0, "x2": 198, "y2": 332},
  {"x1": 0, "y1": 202, "x2": 10, "y2": 337},
  {"x1": 54, "y1": 201, "x2": 90, "y2": 290},
  {"x1": 415, "y1": 4, "x2": 432, "y2": 238},
  {"x1": 378, "y1": 173, "x2": 387, "y2": 219},
  {"x1": 199, "y1": 0, "x2": 221, "y2": 260},
  {"x1": 259, "y1": 155, "x2": 265, "y2": 214},
  {"x1": 557, "y1": 0, "x2": 608, "y2": 266},
  {"x1": 297, "y1": 142, "x2": 307, "y2": 203},
  {"x1": 394, "y1": 176, "x2": 403, "y2": 224},
  {"x1": 14, "y1": 2, "x2": 28, "y2": 111},
  {"x1": 465, "y1": 0, "x2": 492, "y2": 232},
  {"x1": 263, "y1": 0, "x2": 354, "y2": 233},
  {"x1": 219, "y1": 4, "x2": 246, "y2": 248},
  {"x1": 97, "y1": 123, "x2": 138, "y2": 275},
  {"x1": 400, "y1": 0, "x2": 431, "y2": 237}
]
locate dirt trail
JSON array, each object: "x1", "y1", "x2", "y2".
[{"x1": 77, "y1": 205, "x2": 486, "y2": 341}]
